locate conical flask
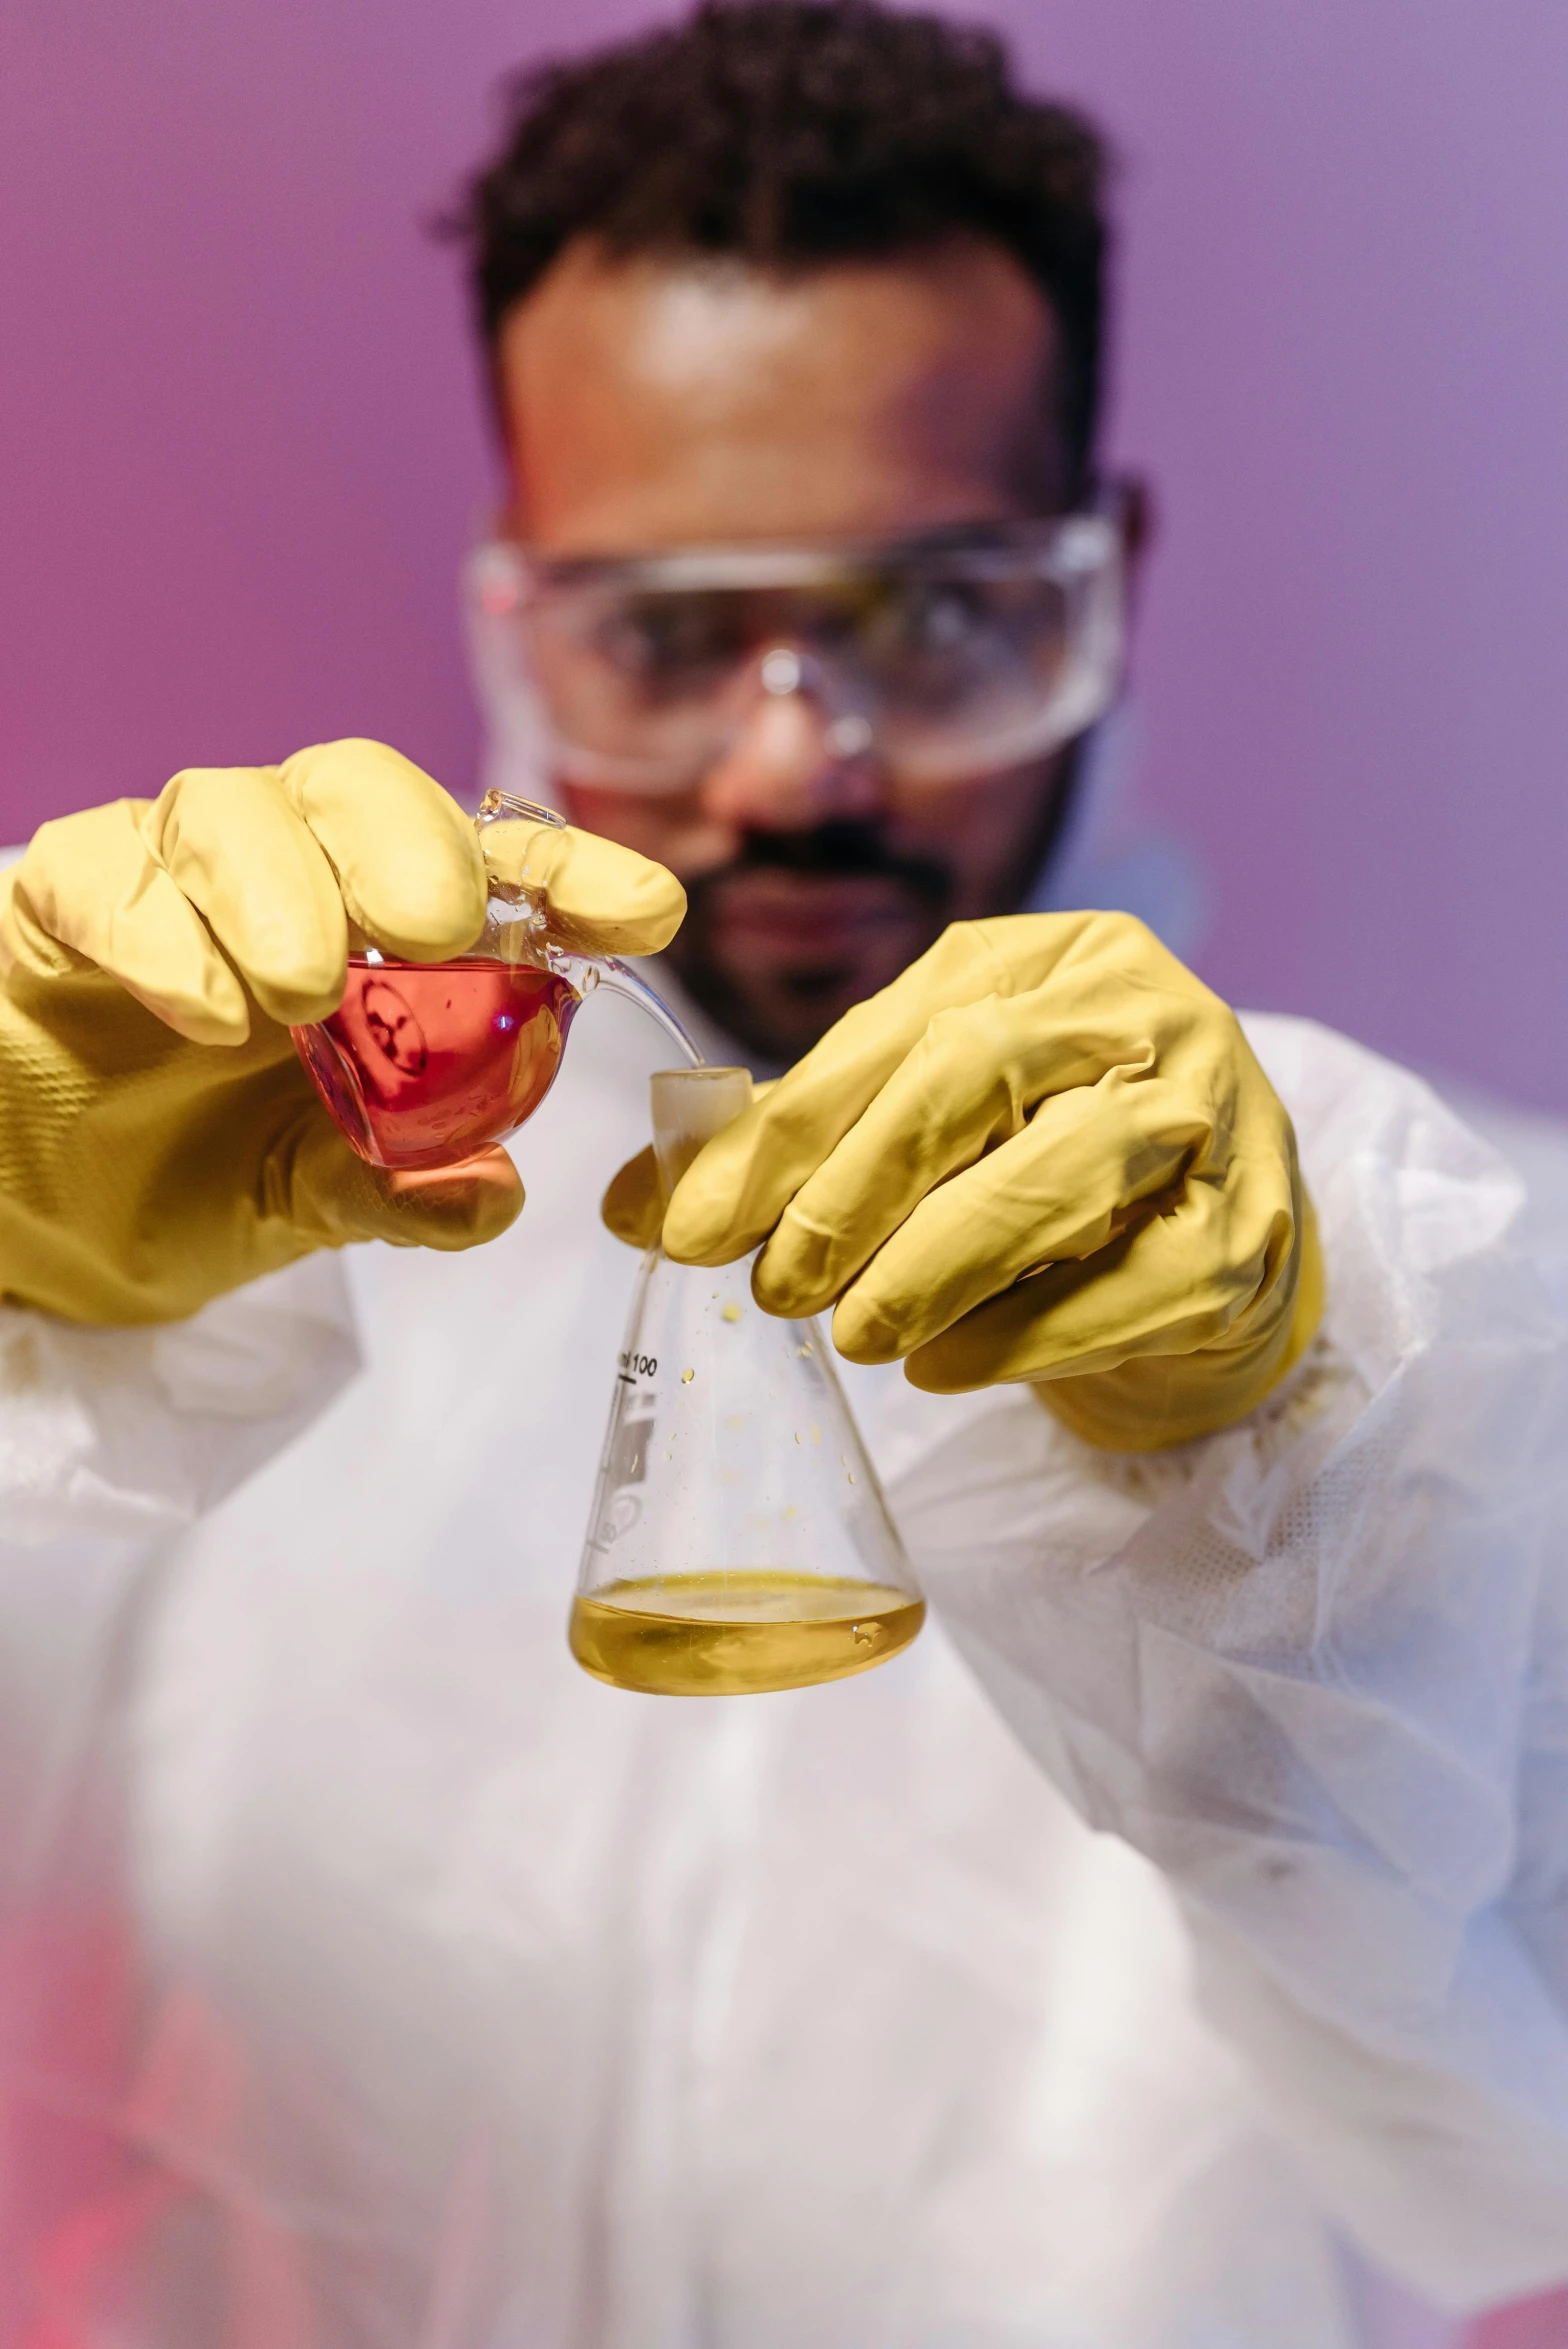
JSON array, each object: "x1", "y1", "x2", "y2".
[{"x1": 570, "y1": 1067, "x2": 924, "y2": 1696}]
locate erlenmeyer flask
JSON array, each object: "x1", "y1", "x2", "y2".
[
  {"x1": 570, "y1": 1067, "x2": 924, "y2": 1696},
  {"x1": 290, "y1": 792, "x2": 699, "y2": 1171}
]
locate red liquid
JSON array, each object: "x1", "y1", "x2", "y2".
[{"x1": 291, "y1": 955, "x2": 580, "y2": 1171}]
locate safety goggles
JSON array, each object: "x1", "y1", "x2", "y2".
[{"x1": 468, "y1": 515, "x2": 1123, "y2": 795}]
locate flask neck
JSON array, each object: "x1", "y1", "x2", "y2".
[{"x1": 651, "y1": 1066, "x2": 755, "y2": 1203}]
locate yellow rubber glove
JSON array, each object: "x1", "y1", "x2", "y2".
[
  {"x1": 604, "y1": 913, "x2": 1321, "y2": 1451},
  {"x1": 0, "y1": 740, "x2": 685, "y2": 1326}
]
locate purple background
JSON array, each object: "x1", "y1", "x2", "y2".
[{"x1": 3, "y1": 0, "x2": 1567, "y2": 1106}]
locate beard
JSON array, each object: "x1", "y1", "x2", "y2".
[{"x1": 662, "y1": 821, "x2": 958, "y2": 1066}]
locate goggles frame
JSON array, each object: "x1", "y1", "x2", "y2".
[{"x1": 468, "y1": 513, "x2": 1124, "y2": 794}]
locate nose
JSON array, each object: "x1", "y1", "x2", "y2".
[{"x1": 699, "y1": 647, "x2": 884, "y2": 831}]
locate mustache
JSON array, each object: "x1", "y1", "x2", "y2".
[{"x1": 683, "y1": 823, "x2": 955, "y2": 918}]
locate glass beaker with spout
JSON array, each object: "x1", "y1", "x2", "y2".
[
  {"x1": 570, "y1": 1066, "x2": 925, "y2": 1697},
  {"x1": 290, "y1": 791, "x2": 699, "y2": 1171}
]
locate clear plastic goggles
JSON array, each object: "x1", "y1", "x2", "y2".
[{"x1": 468, "y1": 516, "x2": 1123, "y2": 795}]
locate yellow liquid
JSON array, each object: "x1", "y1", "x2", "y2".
[{"x1": 569, "y1": 1572, "x2": 925, "y2": 1696}]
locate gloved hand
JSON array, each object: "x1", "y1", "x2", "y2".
[
  {"x1": 602, "y1": 912, "x2": 1321, "y2": 1451},
  {"x1": 0, "y1": 739, "x2": 685, "y2": 1325}
]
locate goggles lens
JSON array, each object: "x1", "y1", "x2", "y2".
[{"x1": 471, "y1": 520, "x2": 1122, "y2": 792}]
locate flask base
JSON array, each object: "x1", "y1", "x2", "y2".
[{"x1": 569, "y1": 1573, "x2": 924, "y2": 1696}]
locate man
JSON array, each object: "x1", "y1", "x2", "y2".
[{"x1": 0, "y1": 5, "x2": 1565, "y2": 2343}]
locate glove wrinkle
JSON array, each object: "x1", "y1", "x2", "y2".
[
  {"x1": 142, "y1": 769, "x2": 349, "y2": 1024},
  {"x1": 818, "y1": 1068, "x2": 1208, "y2": 1357},
  {"x1": 9, "y1": 804, "x2": 253, "y2": 1046},
  {"x1": 1035, "y1": 1189, "x2": 1320, "y2": 1447}
]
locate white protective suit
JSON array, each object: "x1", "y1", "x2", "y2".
[
  {"x1": 3, "y1": 967, "x2": 1568, "y2": 2349},
  {"x1": 4, "y1": 681, "x2": 1568, "y2": 2344}
]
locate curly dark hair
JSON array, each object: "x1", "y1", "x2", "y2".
[{"x1": 455, "y1": 0, "x2": 1110, "y2": 494}]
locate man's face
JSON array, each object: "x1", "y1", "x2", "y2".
[{"x1": 497, "y1": 235, "x2": 1084, "y2": 1062}]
